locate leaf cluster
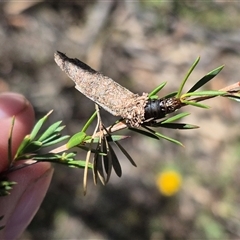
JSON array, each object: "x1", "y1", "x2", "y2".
[
  {"x1": 0, "y1": 57, "x2": 239, "y2": 196},
  {"x1": 132, "y1": 57, "x2": 239, "y2": 146}
]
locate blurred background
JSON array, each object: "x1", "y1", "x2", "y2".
[{"x1": 1, "y1": 1, "x2": 240, "y2": 239}]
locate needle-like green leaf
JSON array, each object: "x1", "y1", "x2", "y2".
[
  {"x1": 156, "y1": 122, "x2": 199, "y2": 129},
  {"x1": 14, "y1": 135, "x2": 31, "y2": 160},
  {"x1": 106, "y1": 135, "x2": 130, "y2": 142},
  {"x1": 154, "y1": 132, "x2": 184, "y2": 146},
  {"x1": 66, "y1": 132, "x2": 86, "y2": 149},
  {"x1": 142, "y1": 126, "x2": 184, "y2": 146},
  {"x1": 187, "y1": 65, "x2": 224, "y2": 93},
  {"x1": 15, "y1": 141, "x2": 43, "y2": 158},
  {"x1": 161, "y1": 112, "x2": 190, "y2": 124},
  {"x1": 38, "y1": 121, "x2": 63, "y2": 142},
  {"x1": 30, "y1": 110, "x2": 53, "y2": 140},
  {"x1": 163, "y1": 91, "x2": 178, "y2": 99},
  {"x1": 42, "y1": 135, "x2": 70, "y2": 147},
  {"x1": 181, "y1": 100, "x2": 210, "y2": 109},
  {"x1": 177, "y1": 57, "x2": 200, "y2": 98},
  {"x1": 129, "y1": 127, "x2": 160, "y2": 140},
  {"x1": 148, "y1": 82, "x2": 167, "y2": 98},
  {"x1": 182, "y1": 90, "x2": 226, "y2": 98}
]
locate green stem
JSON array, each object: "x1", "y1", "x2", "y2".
[{"x1": 81, "y1": 111, "x2": 97, "y2": 132}]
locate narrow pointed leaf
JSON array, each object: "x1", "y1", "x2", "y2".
[
  {"x1": 156, "y1": 122, "x2": 199, "y2": 129},
  {"x1": 42, "y1": 133, "x2": 62, "y2": 144},
  {"x1": 19, "y1": 141, "x2": 42, "y2": 154},
  {"x1": 102, "y1": 136, "x2": 112, "y2": 183},
  {"x1": 106, "y1": 135, "x2": 130, "y2": 142},
  {"x1": 129, "y1": 127, "x2": 160, "y2": 140},
  {"x1": 38, "y1": 121, "x2": 63, "y2": 142},
  {"x1": 114, "y1": 141, "x2": 137, "y2": 167},
  {"x1": 149, "y1": 95, "x2": 159, "y2": 99},
  {"x1": 187, "y1": 65, "x2": 224, "y2": 93},
  {"x1": 183, "y1": 90, "x2": 226, "y2": 98},
  {"x1": 161, "y1": 112, "x2": 190, "y2": 124},
  {"x1": 108, "y1": 143, "x2": 122, "y2": 177},
  {"x1": 163, "y1": 91, "x2": 178, "y2": 99},
  {"x1": 66, "y1": 132, "x2": 86, "y2": 149},
  {"x1": 143, "y1": 126, "x2": 184, "y2": 146},
  {"x1": 181, "y1": 100, "x2": 210, "y2": 108},
  {"x1": 154, "y1": 131, "x2": 184, "y2": 146},
  {"x1": 100, "y1": 124, "x2": 137, "y2": 167},
  {"x1": 42, "y1": 135, "x2": 70, "y2": 147},
  {"x1": 97, "y1": 154, "x2": 106, "y2": 185},
  {"x1": 148, "y1": 82, "x2": 167, "y2": 98},
  {"x1": 32, "y1": 153, "x2": 61, "y2": 160},
  {"x1": 30, "y1": 110, "x2": 53, "y2": 140},
  {"x1": 55, "y1": 126, "x2": 65, "y2": 133},
  {"x1": 32, "y1": 152, "x2": 78, "y2": 162},
  {"x1": 15, "y1": 135, "x2": 31, "y2": 159},
  {"x1": 177, "y1": 57, "x2": 200, "y2": 97}
]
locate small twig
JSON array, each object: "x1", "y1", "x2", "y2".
[
  {"x1": 220, "y1": 81, "x2": 240, "y2": 92},
  {"x1": 182, "y1": 81, "x2": 240, "y2": 103},
  {"x1": 83, "y1": 104, "x2": 101, "y2": 195},
  {"x1": 50, "y1": 81, "x2": 240, "y2": 155},
  {"x1": 1, "y1": 160, "x2": 38, "y2": 175}
]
